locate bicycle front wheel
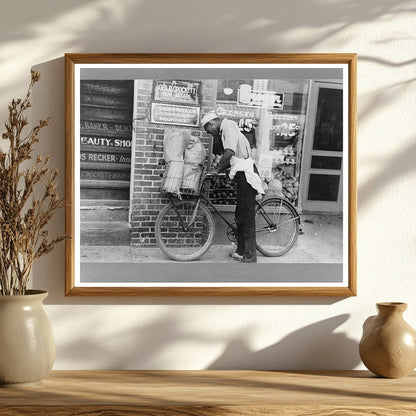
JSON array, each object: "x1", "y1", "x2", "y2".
[
  {"x1": 255, "y1": 197, "x2": 299, "y2": 257},
  {"x1": 155, "y1": 200, "x2": 215, "y2": 261}
]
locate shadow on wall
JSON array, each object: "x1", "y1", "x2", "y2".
[
  {"x1": 53, "y1": 309, "x2": 359, "y2": 370},
  {"x1": 30, "y1": 56, "x2": 67, "y2": 301},
  {"x1": 0, "y1": 0, "x2": 413, "y2": 372},
  {"x1": 29, "y1": 56, "x2": 346, "y2": 306},
  {"x1": 208, "y1": 314, "x2": 360, "y2": 370},
  {"x1": 359, "y1": 139, "x2": 416, "y2": 210},
  {"x1": 0, "y1": 0, "x2": 414, "y2": 111},
  {"x1": 30, "y1": 51, "x2": 416, "y2": 304},
  {"x1": 54, "y1": 311, "x2": 215, "y2": 369},
  {"x1": 0, "y1": 0, "x2": 413, "y2": 54},
  {"x1": 0, "y1": 0, "x2": 414, "y2": 97},
  {"x1": 21, "y1": 0, "x2": 415, "y2": 302}
]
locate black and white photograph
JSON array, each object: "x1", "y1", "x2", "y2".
[{"x1": 65, "y1": 54, "x2": 356, "y2": 296}]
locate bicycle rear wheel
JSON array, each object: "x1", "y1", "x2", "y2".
[
  {"x1": 155, "y1": 200, "x2": 214, "y2": 261},
  {"x1": 255, "y1": 197, "x2": 299, "y2": 257}
]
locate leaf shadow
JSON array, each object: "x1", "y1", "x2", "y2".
[{"x1": 208, "y1": 314, "x2": 360, "y2": 370}]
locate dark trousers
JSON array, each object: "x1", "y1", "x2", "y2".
[{"x1": 234, "y1": 171, "x2": 257, "y2": 263}]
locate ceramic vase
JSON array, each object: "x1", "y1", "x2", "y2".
[
  {"x1": 359, "y1": 302, "x2": 416, "y2": 378},
  {"x1": 0, "y1": 290, "x2": 55, "y2": 387}
]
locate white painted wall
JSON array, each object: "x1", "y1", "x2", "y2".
[{"x1": 0, "y1": 0, "x2": 415, "y2": 370}]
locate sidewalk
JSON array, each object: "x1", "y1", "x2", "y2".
[{"x1": 80, "y1": 214, "x2": 343, "y2": 264}]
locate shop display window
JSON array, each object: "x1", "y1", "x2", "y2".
[
  {"x1": 307, "y1": 174, "x2": 340, "y2": 202},
  {"x1": 311, "y1": 155, "x2": 342, "y2": 170},
  {"x1": 208, "y1": 79, "x2": 310, "y2": 208},
  {"x1": 312, "y1": 88, "x2": 343, "y2": 152},
  {"x1": 216, "y1": 80, "x2": 254, "y2": 103},
  {"x1": 266, "y1": 80, "x2": 309, "y2": 206}
]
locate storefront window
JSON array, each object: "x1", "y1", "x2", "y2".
[
  {"x1": 312, "y1": 88, "x2": 343, "y2": 151},
  {"x1": 267, "y1": 80, "x2": 309, "y2": 153},
  {"x1": 265, "y1": 80, "x2": 309, "y2": 204},
  {"x1": 308, "y1": 174, "x2": 340, "y2": 201},
  {"x1": 210, "y1": 79, "x2": 311, "y2": 206},
  {"x1": 216, "y1": 80, "x2": 253, "y2": 102},
  {"x1": 215, "y1": 79, "x2": 259, "y2": 150},
  {"x1": 311, "y1": 155, "x2": 342, "y2": 170}
]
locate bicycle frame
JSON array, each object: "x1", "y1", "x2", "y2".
[
  {"x1": 156, "y1": 170, "x2": 303, "y2": 262},
  {"x1": 167, "y1": 187, "x2": 235, "y2": 233},
  {"x1": 168, "y1": 171, "x2": 301, "y2": 237}
]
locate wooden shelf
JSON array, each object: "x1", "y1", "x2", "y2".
[{"x1": 1, "y1": 370, "x2": 415, "y2": 415}]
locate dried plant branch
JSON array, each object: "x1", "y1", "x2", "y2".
[{"x1": 0, "y1": 71, "x2": 66, "y2": 295}]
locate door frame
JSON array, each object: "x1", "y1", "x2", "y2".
[{"x1": 300, "y1": 80, "x2": 344, "y2": 213}]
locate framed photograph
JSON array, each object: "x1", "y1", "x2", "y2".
[{"x1": 65, "y1": 53, "x2": 357, "y2": 296}]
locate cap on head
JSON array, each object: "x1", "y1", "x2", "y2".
[{"x1": 200, "y1": 111, "x2": 218, "y2": 127}]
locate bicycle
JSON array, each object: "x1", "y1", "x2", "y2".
[{"x1": 155, "y1": 167, "x2": 301, "y2": 262}]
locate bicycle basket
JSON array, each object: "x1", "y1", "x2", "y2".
[
  {"x1": 181, "y1": 162, "x2": 204, "y2": 194},
  {"x1": 161, "y1": 161, "x2": 205, "y2": 197}
]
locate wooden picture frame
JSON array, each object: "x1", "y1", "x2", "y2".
[{"x1": 65, "y1": 53, "x2": 357, "y2": 296}]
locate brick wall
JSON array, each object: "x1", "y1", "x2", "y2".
[{"x1": 130, "y1": 79, "x2": 217, "y2": 247}]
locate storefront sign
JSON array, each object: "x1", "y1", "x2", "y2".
[
  {"x1": 216, "y1": 106, "x2": 256, "y2": 120},
  {"x1": 80, "y1": 120, "x2": 132, "y2": 135},
  {"x1": 238, "y1": 86, "x2": 284, "y2": 109},
  {"x1": 80, "y1": 137, "x2": 131, "y2": 148},
  {"x1": 81, "y1": 80, "x2": 132, "y2": 96},
  {"x1": 269, "y1": 114, "x2": 302, "y2": 157},
  {"x1": 80, "y1": 170, "x2": 131, "y2": 181},
  {"x1": 215, "y1": 105, "x2": 258, "y2": 135},
  {"x1": 258, "y1": 154, "x2": 274, "y2": 181},
  {"x1": 81, "y1": 106, "x2": 132, "y2": 122},
  {"x1": 151, "y1": 102, "x2": 200, "y2": 127},
  {"x1": 81, "y1": 94, "x2": 130, "y2": 107},
  {"x1": 269, "y1": 114, "x2": 301, "y2": 137},
  {"x1": 80, "y1": 152, "x2": 131, "y2": 164},
  {"x1": 153, "y1": 80, "x2": 201, "y2": 105},
  {"x1": 216, "y1": 80, "x2": 254, "y2": 102}
]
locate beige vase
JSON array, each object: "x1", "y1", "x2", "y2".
[
  {"x1": 359, "y1": 302, "x2": 416, "y2": 378},
  {"x1": 0, "y1": 290, "x2": 55, "y2": 387}
]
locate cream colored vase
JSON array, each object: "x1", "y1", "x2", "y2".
[
  {"x1": 359, "y1": 302, "x2": 416, "y2": 378},
  {"x1": 0, "y1": 290, "x2": 55, "y2": 387}
]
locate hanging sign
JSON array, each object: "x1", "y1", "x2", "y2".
[
  {"x1": 269, "y1": 114, "x2": 302, "y2": 151},
  {"x1": 80, "y1": 152, "x2": 131, "y2": 164},
  {"x1": 151, "y1": 102, "x2": 200, "y2": 127},
  {"x1": 80, "y1": 137, "x2": 131, "y2": 148},
  {"x1": 216, "y1": 106, "x2": 256, "y2": 120},
  {"x1": 153, "y1": 80, "x2": 201, "y2": 105},
  {"x1": 237, "y1": 85, "x2": 284, "y2": 109},
  {"x1": 258, "y1": 154, "x2": 274, "y2": 181},
  {"x1": 80, "y1": 121, "x2": 132, "y2": 136},
  {"x1": 216, "y1": 105, "x2": 258, "y2": 133},
  {"x1": 80, "y1": 170, "x2": 131, "y2": 181},
  {"x1": 269, "y1": 114, "x2": 301, "y2": 137}
]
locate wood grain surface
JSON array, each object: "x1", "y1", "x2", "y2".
[{"x1": 1, "y1": 370, "x2": 415, "y2": 415}]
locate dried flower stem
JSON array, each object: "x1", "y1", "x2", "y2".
[{"x1": 0, "y1": 71, "x2": 66, "y2": 295}]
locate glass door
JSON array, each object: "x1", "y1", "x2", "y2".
[{"x1": 301, "y1": 81, "x2": 344, "y2": 213}]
